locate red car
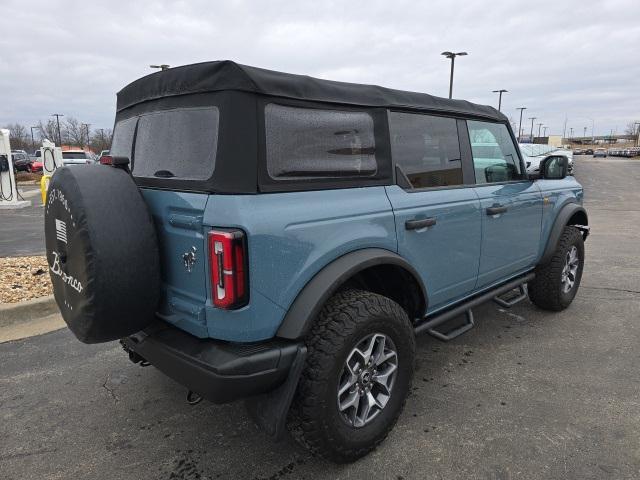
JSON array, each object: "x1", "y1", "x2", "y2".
[{"x1": 29, "y1": 160, "x2": 43, "y2": 173}]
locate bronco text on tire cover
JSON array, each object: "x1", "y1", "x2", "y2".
[{"x1": 44, "y1": 165, "x2": 161, "y2": 344}]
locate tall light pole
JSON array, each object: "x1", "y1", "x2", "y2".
[
  {"x1": 81, "y1": 123, "x2": 91, "y2": 148},
  {"x1": 570, "y1": 127, "x2": 574, "y2": 142},
  {"x1": 30, "y1": 126, "x2": 38, "y2": 151},
  {"x1": 441, "y1": 51, "x2": 467, "y2": 99},
  {"x1": 516, "y1": 107, "x2": 527, "y2": 141},
  {"x1": 528, "y1": 117, "x2": 537, "y2": 143},
  {"x1": 51, "y1": 113, "x2": 64, "y2": 146},
  {"x1": 150, "y1": 64, "x2": 170, "y2": 71},
  {"x1": 492, "y1": 89, "x2": 508, "y2": 111},
  {"x1": 543, "y1": 126, "x2": 548, "y2": 137},
  {"x1": 583, "y1": 126, "x2": 587, "y2": 140},
  {"x1": 537, "y1": 122, "x2": 543, "y2": 139}
]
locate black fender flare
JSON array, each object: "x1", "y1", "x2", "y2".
[
  {"x1": 539, "y1": 203, "x2": 588, "y2": 265},
  {"x1": 276, "y1": 248, "x2": 427, "y2": 340}
]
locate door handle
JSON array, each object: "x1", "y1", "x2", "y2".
[
  {"x1": 486, "y1": 205, "x2": 508, "y2": 215},
  {"x1": 405, "y1": 217, "x2": 437, "y2": 230}
]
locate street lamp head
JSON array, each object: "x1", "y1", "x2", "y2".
[
  {"x1": 150, "y1": 64, "x2": 170, "y2": 71},
  {"x1": 441, "y1": 51, "x2": 467, "y2": 58},
  {"x1": 492, "y1": 89, "x2": 508, "y2": 93}
]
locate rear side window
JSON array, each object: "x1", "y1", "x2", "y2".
[
  {"x1": 467, "y1": 120, "x2": 523, "y2": 184},
  {"x1": 110, "y1": 116, "x2": 137, "y2": 160},
  {"x1": 389, "y1": 112, "x2": 462, "y2": 189},
  {"x1": 133, "y1": 107, "x2": 219, "y2": 180},
  {"x1": 265, "y1": 104, "x2": 377, "y2": 180}
]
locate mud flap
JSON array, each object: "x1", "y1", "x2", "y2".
[{"x1": 244, "y1": 345, "x2": 307, "y2": 441}]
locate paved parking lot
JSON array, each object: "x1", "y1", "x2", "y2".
[
  {"x1": 0, "y1": 186, "x2": 45, "y2": 257},
  {"x1": 1, "y1": 157, "x2": 639, "y2": 479}
]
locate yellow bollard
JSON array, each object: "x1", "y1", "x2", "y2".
[{"x1": 40, "y1": 175, "x2": 51, "y2": 204}]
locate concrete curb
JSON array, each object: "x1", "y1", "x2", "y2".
[{"x1": 0, "y1": 295, "x2": 59, "y2": 328}]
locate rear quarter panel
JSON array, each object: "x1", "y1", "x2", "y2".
[{"x1": 202, "y1": 186, "x2": 397, "y2": 341}]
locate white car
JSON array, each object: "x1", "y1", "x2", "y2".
[
  {"x1": 62, "y1": 150, "x2": 95, "y2": 166},
  {"x1": 519, "y1": 144, "x2": 573, "y2": 175}
]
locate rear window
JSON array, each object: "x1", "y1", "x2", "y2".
[
  {"x1": 265, "y1": 104, "x2": 377, "y2": 180},
  {"x1": 133, "y1": 107, "x2": 219, "y2": 180},
  {"x1": 389, "y1": 112, "x2": 462, "y2": 189},
  {"x1": 62, "y1": 152, "x2": 88, "y2": 159},
  {"x1": 110, "y1": 117, "x2": 137, "y2": 160}
]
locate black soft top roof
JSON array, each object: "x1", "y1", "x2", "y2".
[{"x1": 117, "y1": 60, "x2": 506, "y2": 121}]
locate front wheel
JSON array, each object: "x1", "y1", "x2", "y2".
[
  {"x1": 289, "y1": 289, "x2": 415, "y2": 463},
  {"x1": 529, "y1": 226, "x2": 585, "y2": 311}
]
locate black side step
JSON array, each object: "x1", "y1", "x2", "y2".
[
  {"x1": 493, "y1": 284, "x2": 528, "y2": 308},
  {"x1": 414, "y1": 273, "x2": 535, "y2": 342}
]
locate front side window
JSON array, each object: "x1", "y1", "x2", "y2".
[
  {"x1": 265, "y1": 104, "x2": 377, "y2": 180},
  {"x1": 133, "y1": 107, "x2": 219, "y2": 180},
  {"x1": 467, "y1": 120, "x2": 523, "y2": 184},
  {"x1": 389, "y1": 112, "x2": 462, "y2": 189}
]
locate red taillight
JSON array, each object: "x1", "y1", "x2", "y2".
[
  {"x1": 99, "y1": 155, "x2": 113, "y2": 165},
  {"x1": 208, "y1": 229, "x2": 248, "y2": 309}
]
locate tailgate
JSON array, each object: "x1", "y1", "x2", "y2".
[{"x1": 140, "y1": 188, "x2": 210, "y2": 337}]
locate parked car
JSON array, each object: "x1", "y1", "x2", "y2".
[
  {"x1": 583, "y1": 148, "x2": 594, "y2": 155},
  {"x1": 572, "y1": 148, "x2": 584, "y2": 155},
  {"x1": 520, "y1": 144, "x2": 573, "y2": 175},
  {"x1": 593, "y1": 148, "x2": 607, "y2": 158},
  {"x1": 11, "y1": 151, "x2": 33, "y2": 172},
  {"x1": 61, "y1": 150, "x2": 95, "y2": 166},
  {"x1": 44, "y1": 60, "x2": 589, "y2": 463}
]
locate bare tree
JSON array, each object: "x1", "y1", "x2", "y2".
[
  {"x1": 89, "y1": 128, "x2": 112, "y2": 153},
  {"x1": 624, "y1": 121, "x2": 639, "y2": 136},
  {"x1": 63, "y1": 117, "x2": 85, "y2": 147},
  {"x1": 2, "y1": 123, "x2": 30, "y2": 150},
  {"x1": 37, "y1": 119, "x2": 60, "y2": 144}
]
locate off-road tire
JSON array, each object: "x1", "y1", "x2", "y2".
[
  {"x1": 529, "y1": 226, "x2": 584, "y2": 311},
  {"x1": 288, "y1": 289, "x2": 415, "y2": 463}
]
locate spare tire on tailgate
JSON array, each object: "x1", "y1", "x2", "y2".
[{"x1": 44, "y1": 165, "x2": 160, "y2": 344}]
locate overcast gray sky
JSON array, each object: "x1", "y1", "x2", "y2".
[{"x1": 1, "y1": 0, "x2": 638, "y2": 137}]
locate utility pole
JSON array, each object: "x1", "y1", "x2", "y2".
[
  {"x1": 492, "y1": 89, "x2": 508, "y2": 111},
  {"x1": 30, "y1": 126, "x2": 38, "y2": 151},
  {"x1": 516, "y1": 107, "x2": 527, "y2": 142},
  {"x1": 51, "y1": 113, "x2": 64, "y2": 146},
  {"x1": 441, "y1": 51, "x2": 468, "y2": 99},
  {"x1": 562, "y1": 116, "x2": 568, "y2": 142},
  {"x1": 81, "y1": 123, "x2": 91, "y2": 148},
  {"x1": 529, "y1": 117, "x2": 537, "y2": 143},
  {"x1": 537, "y1": 122, "x2": 543, "y2": 139}
]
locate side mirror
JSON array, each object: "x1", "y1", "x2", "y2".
[{"x1": 538, "y1": 155, "x2": 568, "y2": 180}]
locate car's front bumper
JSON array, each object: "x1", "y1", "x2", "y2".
[{"x1": 121, "y1": 321, "x2": 303, "y2": 404}]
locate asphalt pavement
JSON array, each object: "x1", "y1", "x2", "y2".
[
  {"x1": 0, "y1": 185, "x2": 45, "y2": 257},
  {"x1": 1, "y1": 157, "x2": 639, "y2": 479}
]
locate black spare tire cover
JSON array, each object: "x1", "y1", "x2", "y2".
[{"x1": 44, "y1": 165, "x2": 160, "y2": 343}]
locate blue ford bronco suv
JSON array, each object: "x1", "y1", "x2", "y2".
[{"x1": 44, "y1": 61, "x2": 588, "y2": 463}]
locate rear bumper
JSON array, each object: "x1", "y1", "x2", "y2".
[{"x1": 121, "y1": 321, "x2": 303, "y2": 404}]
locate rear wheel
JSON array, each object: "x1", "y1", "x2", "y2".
[
  {"x1": 289, "y1": 289, "x2": 415, "y2": 463},
  {"x1": 529, "y1": 226, "x2": 584, "y2": 311}
]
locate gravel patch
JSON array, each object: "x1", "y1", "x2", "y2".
[{"x1": 0, "y1": 256, "x2": 52, "y2": 303}]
